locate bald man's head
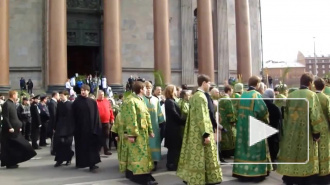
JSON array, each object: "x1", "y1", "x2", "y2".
[{"x1": 97, "y1": 90, "x2": 105, "y2": 100}]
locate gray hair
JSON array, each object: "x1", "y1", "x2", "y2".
[{"x1": 262, "y1": 88, "x2": 275, "y2": 99}]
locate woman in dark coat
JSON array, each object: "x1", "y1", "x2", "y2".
[
  {"x1": 54, "y1": 91, "x2": 75, "y2": 167},
  {"x1": 262, "y1": 89, "x2": 282, "y2": 165},
  {"x1": 1, "y1": 91, "x2": 36, "y2": 168},
  {"x1": 164, "y1": 85, "x2": 185, "y2": 171}
]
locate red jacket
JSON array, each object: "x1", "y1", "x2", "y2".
[{"x1": 96, "y1": 98, "x2": 114, "y2": 124}]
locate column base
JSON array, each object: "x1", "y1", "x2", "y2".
[
  {"x1": 47, "y1": 85, "x2": 65, "y2": 94},
  {"x1": 109, "y1": 84, "x2": 124, "y2": 94},
  {"x1": 0, "y1": 86, "x2": 10, "y2": 94}
]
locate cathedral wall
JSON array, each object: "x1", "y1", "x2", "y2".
[
  {"x1": 121, "y1": 0, "x2": 154, "y2": 70},
  {"x1": 9, "y1": 0, "x2": 45, "y2": 89},
  {"x1": 120, "y1": 0, "x2": 182, "y2": 86},
  {"x1": 6, "y1": 0, "x2": 262, "y2": 90}
]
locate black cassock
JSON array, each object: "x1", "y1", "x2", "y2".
[
  {"x1": 1, "y1": 99, "x2": 36, "y2": 167},
  {"x1": 30, "y1": 102, "x2": 41, "y2": 148},
  {"x1": 72, "y1": 96, "x2": 102, "y2": 168},
  {"x1": 54, "y1": 101, "x2": 74, "y2": 163},
  {"x1": 264, "y1": 100, "x2": 282, "y2": 162}
]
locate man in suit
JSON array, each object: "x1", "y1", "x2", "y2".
[
  {"x1": 38, "y1": 95, "x2": 50, "y2": 147},
  {"x1": 48, "y1": 92, "x2": 59, "y2": 155},
  {"x1": 30, "y1": 95, "x2": 41, "y2": 149}
]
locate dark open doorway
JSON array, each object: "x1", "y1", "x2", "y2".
[{"x1": 67, "y1": 46, "x2": 101, "y2": 78}]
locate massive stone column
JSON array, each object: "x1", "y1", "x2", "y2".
[
  {"x1": 249, "y1": 0, "x2": 262, "y2": 76},
  {"x1": 217, "y1": 0, "x2": 230, "y2": 85},
  {"x1": 48, "y1": 0, "x2": 67, "y2": 92},
  {"x1": 104, "y1": 0, "x2": 122, "y2": 92},
  {"x1": 154, "y1": 0, "x2": 171, "y2": 85},
  {"x1": 181, "y1": 0, "x2": 195, "y2": 86},
  {"x1": 235, "y1": 0, "x2": 252, "y2": 83},
  {"x1": 0, "y1": 0, "x2": 10, "y2": 93},
  {"x1": 197, "y1": 0, "x2": 215, "y2": 82}
]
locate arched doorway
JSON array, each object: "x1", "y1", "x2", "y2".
[{"x1": 66, "y1": 0, "x2": 103, "y2": 78}]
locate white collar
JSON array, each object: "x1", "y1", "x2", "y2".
[{"x1": 197, "y1": 88, "x2": 205, "y2": 93}]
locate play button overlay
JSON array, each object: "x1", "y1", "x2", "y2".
[
  {"x1": 217, "y1": 98, "x2": 310, "y2": 165},
  {"x1": 249, "y1": 116, "x2": 278, "y2": 147}
]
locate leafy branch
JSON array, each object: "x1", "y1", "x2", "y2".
[
  {"x1": 281, "y1": 67, "x2": 291, "y2": 84},
  {"x1": 153, "y1": 70, "x2": 165, "y2": 89}
]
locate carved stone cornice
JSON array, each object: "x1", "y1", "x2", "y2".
[
  {"x1": 67, "y1": 0, "x2": 102, "y2": 14},
  {"x1": 67, "y1": 0, "x2": 100, "y2": 10}
]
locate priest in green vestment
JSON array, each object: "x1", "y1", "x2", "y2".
[
  {"x1": 231, "y1": 83, "x2": 243, "y2": 118},
  {"x1": 277, "y1": 73, "x2": 326, "y2": 185},
  {"x1": 111, "y1": 112, "x2": 129, "y2": 174},
  {"x1": 219, "y1": 85, "x2": 237, "y2": 157},
  {"x1": 177, "y1": 74, "x2": 222, "y2": 185},
  {"x1": 177, "y1": 90, "x2": 191, "y2": 120},
  {"x1": 121, "y1": 81, "x2": 157, "y2": 185},
  {"x1": 324, "y1": 86, "x2": 330, "y2": 96},
  {"x1": 288, "y1": 88, "x2": 298, "y2": 94},
  {"x1": 175, "y1": 86, "x2": 182, "y2": 103},
  {"x1": 274, "y1": 83, "x2": 288, "y2": 110},
  {"x1": 233, "y1": 76, "x2": 272, "y2": 182},
  {"x1": 314, "y1": 78, "x2": 330, "y2": 184},
  {"x1": 143, "y1": 81, "x2": 165, "y2": 171},
  {"x1": 210, "y1": 87, "x2": 227, "y2": 162},
  {"x1": 230, "y1": 83, "x2": 243, "y2": 143}
]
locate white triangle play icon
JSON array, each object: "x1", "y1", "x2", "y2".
[{"x1": 249, "y1": 116, "x2": 278, "y2": 147}]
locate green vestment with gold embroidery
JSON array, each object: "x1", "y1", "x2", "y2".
[
  {"x1": 277, "y1": 89, "x2": 325, "y2": 177},
  {"x1": 178, "y1": 98, "x2": 189, "y2": 120},
  {"x1": 143, "y1": 96, "x2": 165, "y2": 162},
  {"x1": 177, "y1": 90, "x2": 222, "y2": 185},
  {"x1": 231, "y1": 93, "x2": 241, "y2": 111},
  {"x1": 274, "y1": 94, "x2": 287, "y2": 109},
  {"x1": 233, "y1": 90, "x2": 272, "y2": 177},
  {"x1": 121, "y1": 94, "x2": 154, "y2": 174},
  {"x1": 111, "y1": 112, "x2": 129, "y2": 173},
  {"x1": 219, "y1": 94, "x2": 237, "y2": 152},
  {"x1": 316, "y1": 92, "x2": 330, "y2": 176},
  {"x1": 324, "y1": 87, "x2": 330, "y2": 96},
  {"x1": 231, "y1": 93, "x2": 241, "y2": 122}
]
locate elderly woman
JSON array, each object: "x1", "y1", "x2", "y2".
[
  {"x1": 164, "y1": 85, "x2": 185, "y2": 171},
  {"x1": 262, "y1": 89, "x2": 282, "y2": 166},
  {"x1": 257, "y1": 82, "x2": 267, "y2": 94}
]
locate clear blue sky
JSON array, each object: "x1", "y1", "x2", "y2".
[{"x1": 261, "y1": 0, "x2": 330, "y2": 62}]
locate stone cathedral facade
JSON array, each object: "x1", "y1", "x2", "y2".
[{"x1": 5, "y1": 0, "x2": 262, "y2": 90}]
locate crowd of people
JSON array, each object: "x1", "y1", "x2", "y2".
[
  {"x1": 1, "y1": 72, "x2": 330, "y2": 185},
  {"x1": 0, "y1": 85, "x2": 119, "y2": 172},
  {"x1": 65, "y1": 74, "x2": 115, "y2": 99}
]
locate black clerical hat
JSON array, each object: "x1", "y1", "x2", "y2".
[
  {"x1": 40, "y1": 94, "x2": 48, "y2": 101},
  {"x1": 32, "y1": 95, "x2": 40, "y2": 100},
  {"x1": 22, "y1": 97, "x2": 28, "y2": 101}
]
